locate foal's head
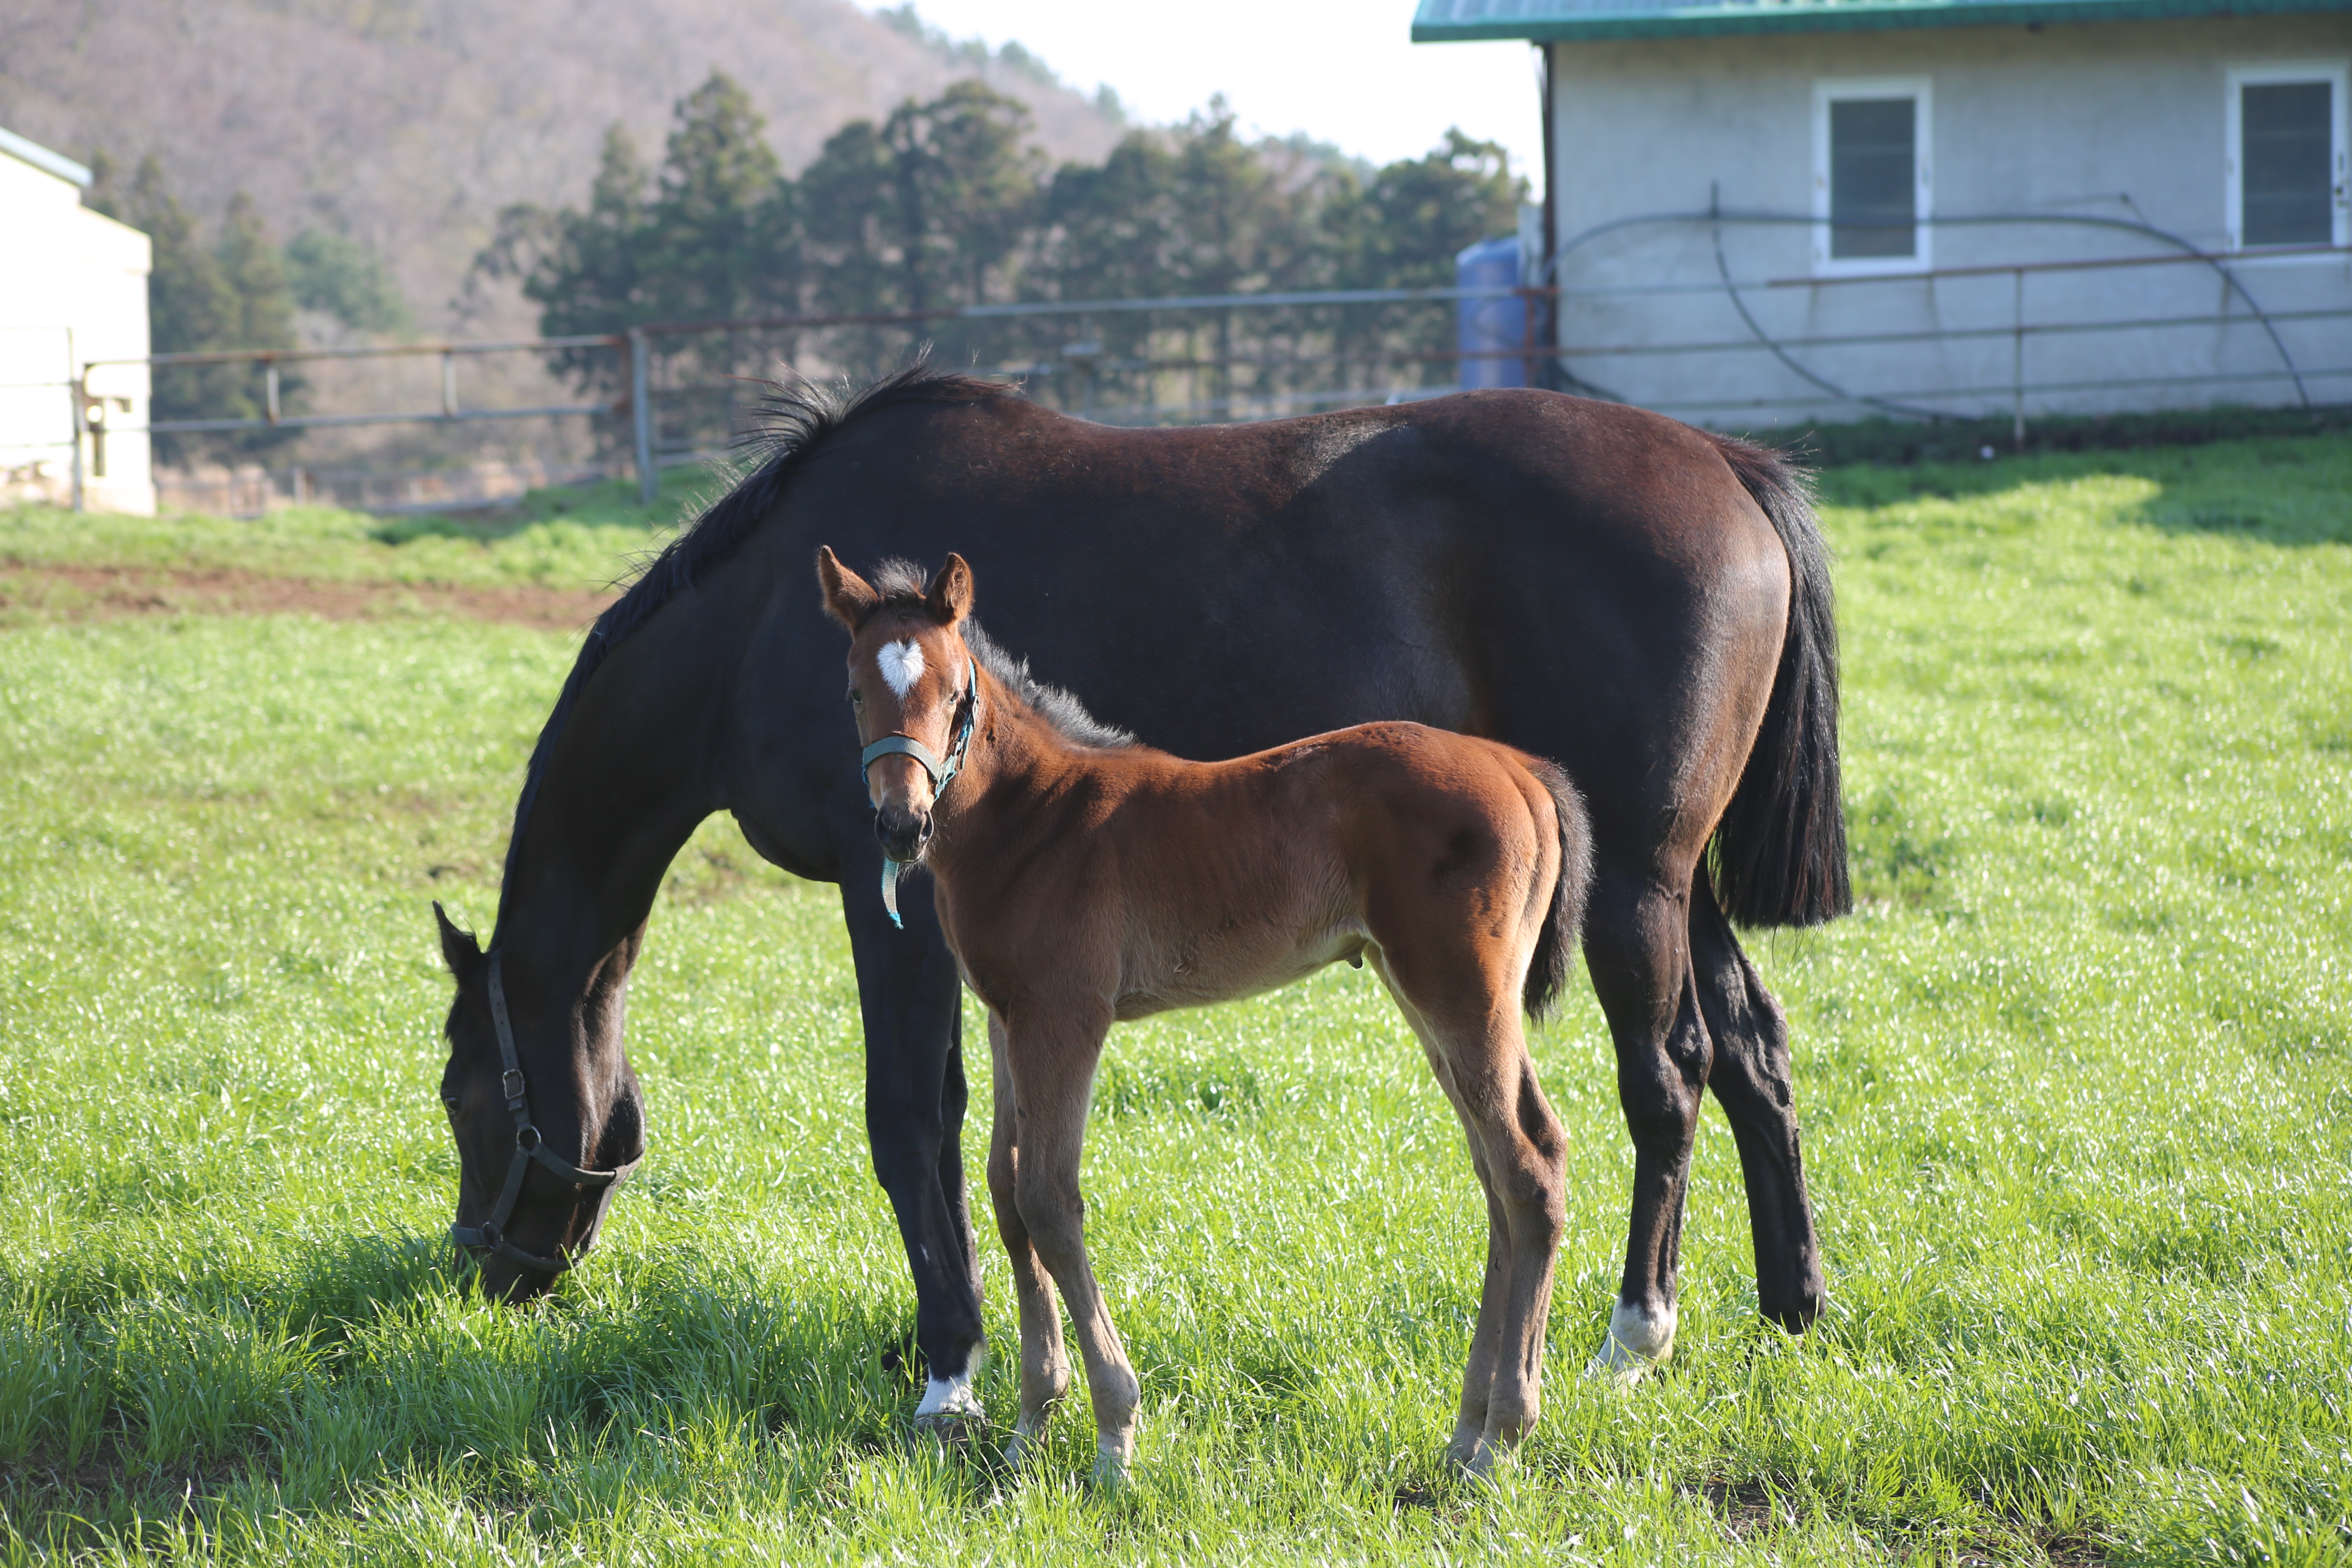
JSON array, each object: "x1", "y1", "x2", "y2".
[{"x1": 817, "y1": 548, "x2": 977, "y2": 864}]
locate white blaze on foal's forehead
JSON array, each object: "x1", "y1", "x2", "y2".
[{"x1": 876, "y1": 638, "x2": 926, "y2": 699}]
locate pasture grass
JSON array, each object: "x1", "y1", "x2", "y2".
[
  {"x1": 1, "y1": 434, "x2": 2348, "y2": 1564},
  {"x1": 0, "y1": 467, "x2": 700, "y2": 594}
]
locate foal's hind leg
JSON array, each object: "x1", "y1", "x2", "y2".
[
  {"x1": 1370, "y1": 949, "x2": 1568, "y2": 1477},
  {"x1": 984, "y1": 1011, "x2": 1072, "y2": 1465}
]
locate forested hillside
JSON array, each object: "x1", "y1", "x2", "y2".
[{"x1": 0, "y1": 0, "x2": 1125, "y2": 338}]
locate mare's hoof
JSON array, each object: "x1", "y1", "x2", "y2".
[
  {"x1": 1584, "y1": 1339, "x2": 1665, "y2": 1387},
  {"x1": 1587, "y1": 1303, "x2": 1677, "y2": 1385},
  {"x1": 913, "y1": 1409, "x2": 990, "y2": 1450}
]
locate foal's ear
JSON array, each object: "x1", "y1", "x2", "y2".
[
  {"x1": 434, "y1": 900, "x2": 484, "y2": 984},
  {"x1": 816, "y1": 546, "x2": 880, "y2": 630},
  {"x1": 924, "y1": 553, "x2": 973, "y2": 626}
]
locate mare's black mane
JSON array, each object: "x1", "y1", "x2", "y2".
[
  {"x1": 863, "y1": 559, "x2": 1136, "y2": 753},
  {"x1": 492, "y1": 362, "x2": 1016, "y2": 938}
]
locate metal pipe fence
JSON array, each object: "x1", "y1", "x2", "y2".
[{"x1": 44, "y1": 238, "x2": 2351, "y2": 515}]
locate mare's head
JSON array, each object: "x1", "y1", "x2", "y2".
[
  {"x1": 432, "y1": 900, "x2": 645, "y2": 1303},
  {"x1": 816, "y1": 548, "x2": 977, "y2": 864}
]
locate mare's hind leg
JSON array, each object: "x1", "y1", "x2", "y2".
[
  {"x1": 1689, "y1": 886, "x2": 1825, "y2": 1331},
  {"x1": 985, "y1": 1011, "x2": 1072, "y2": 1464},
  {"x1": 1580, "y1": 857, "x2": 1713, "y2": 1377},
  {"x1": 1002, "y1": 1006, "x2": 1141, "y2": 1485}
]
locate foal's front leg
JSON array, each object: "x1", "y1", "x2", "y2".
[
  {"x1": 1005, "y1": 1011, "x2": 1140, "y2": 1485},
  {"x1": 986, "y1": 1011, "x2": 1071, "y2": 1465}
]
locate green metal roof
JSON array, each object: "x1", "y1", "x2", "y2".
[{"x1": 1413, "y1": 0, "x2": 2352, "y2": 42}]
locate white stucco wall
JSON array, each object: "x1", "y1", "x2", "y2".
[
  {"x1": 1546, "y1": 15, "x2": 2352, "y2": 425},
  {"x1": 1, "y1": 131, "x2": 155, "y2": 514}
]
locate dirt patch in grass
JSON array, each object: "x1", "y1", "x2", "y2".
[{"x1": 0, "y1": 564, "x2": 617, "y2": 629}]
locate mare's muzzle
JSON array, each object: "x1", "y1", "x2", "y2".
[{"x1": 450, "y1": 953, "x2": 643, "y2": 1281}]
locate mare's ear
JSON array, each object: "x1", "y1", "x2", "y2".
[
  {"x1": 817, "y1": 546, "x2": 880, "y2": 630},
  {"x1": 925, "y1": 553, "x2": 973, "y2": 626},
  {"x1": 434, "y1": 900, "x2": 485, "y2": 985}
]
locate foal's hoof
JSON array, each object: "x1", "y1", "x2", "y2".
[
  {"x1": 1090, "y1": 1445, "x2": 1133, "y2": 1491},
  {"x1": 1447, "y1": 1438, "x2": 1512, "y2": 1483}
]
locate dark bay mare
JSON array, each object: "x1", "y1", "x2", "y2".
[
  {"x1": 432, "y1": 363, "x2": 1848, "y2": 1428},
  {"x1": 819, "y1": 548, "x2": 1595, "y2": 1481}
]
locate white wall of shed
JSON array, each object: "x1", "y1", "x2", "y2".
[
  {"x1": 1, "y1": 146, "x2": 155, "y2": 514},
  {"x1": 1545, "y1": 15, "x2": 2352, "y2": 426}
]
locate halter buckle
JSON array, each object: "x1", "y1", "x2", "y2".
[{"x1": 501, "y1": 1068, "x2": 526, "y2": 1103}]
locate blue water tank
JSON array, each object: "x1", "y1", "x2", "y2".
[{"x1": 1456, "y1": 236, "x2": 1526, "y2": 390}]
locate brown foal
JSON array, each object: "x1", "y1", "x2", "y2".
[{"x1": 818, "y1": 548, "x2": 1594, "y2": 1483}]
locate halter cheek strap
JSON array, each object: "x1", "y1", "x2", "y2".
[
  {"x1": 858, "y1": 657, "x2": 978, "y2": 929},
  {"x1": 448, "y1": 952, "x2": 644, "y2": 1276}
]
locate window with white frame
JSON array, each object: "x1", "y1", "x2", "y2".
[
  {"x1": 2226, "y1": 62, "x2": 2349, "y2": 250},
  {"x1": 1813, "y1": 78, "x2": 1932, "y2": 273}
]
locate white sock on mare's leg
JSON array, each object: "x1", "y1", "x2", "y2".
[
  {"x1": 915, "y1": 1351, "x2": 987, "y2": 1423},
  {"x1": 1587, "y1": 1298, "x2": 1677, "y2": 1380}
]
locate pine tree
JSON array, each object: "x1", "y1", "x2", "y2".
[{"x1": 88, "y1": 158, "x2": 299, "y2": 465}]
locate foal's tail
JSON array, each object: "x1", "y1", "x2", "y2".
[
  {"x1": 1521, "y1": 757, "x2": 1595, "y2": 1022},
  {"x1": 1704, "y1": 434, "x2": 1853, "y2": 928}
]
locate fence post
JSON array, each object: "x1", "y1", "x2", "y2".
[
  {"x1": 2011, "y1": 268, "x2": 2026, "y2": 454},
  {"x1": 631, "y1": 328, "x2": 656, "y2": 506},
  {"x1": 67, "y1": 330, "x2": 85, "y2": 514}
]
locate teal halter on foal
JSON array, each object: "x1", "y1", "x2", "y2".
[{"x1": 860, "y1": 657, "x2": 979, "y2": 928}]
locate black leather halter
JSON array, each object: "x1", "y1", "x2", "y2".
[{"x1": 449, "y1": 953, "x2": 644, "y2": 1276}]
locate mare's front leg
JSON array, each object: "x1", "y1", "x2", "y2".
[
  {"x1": 1003, "y1": 1004, "x2": 1140, "y2": 1486},
  {"x1": 1581, "y1": 858, "x2": 1713, "y2": 1378},
  {"x1": 985, "y1": 1011, "x2": 1072, "y2": 1464},
  {"x1": 836, "y1": 825, "x2": 987, "y2": 1431}
]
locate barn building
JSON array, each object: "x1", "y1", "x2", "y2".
[
  {"x1": 1, "y1": 126, "x2": 154, "y2": 514},
  {"x1": 1416, "y1": 0, "x2": 2351, "y2": 428}
]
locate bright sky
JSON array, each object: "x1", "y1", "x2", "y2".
[{"x1": 864, "y1": 1, "x2": 1548, "y2": 196}]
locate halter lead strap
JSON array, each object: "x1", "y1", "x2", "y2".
[
  {"x1": 448, "y1": 952, "x2": 644, "y2": 1276},
  {"x1": 858, "y1": 657, "x2": 979, "y2": 930}
]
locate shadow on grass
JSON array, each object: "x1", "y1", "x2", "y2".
[
  {"x1": 370, "y1": 473, "x2": 707, "y2": 545},
  {"x1": 1809, "y1": 431, "x2": 2352, "y2": 547}
]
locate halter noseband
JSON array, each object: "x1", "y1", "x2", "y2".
[
  {"x1": 449, "y1": 952, "x2": 644, "y2": 1276},
  {"x1": 858, "y1": 657, "x2": 978, "y2": 928}
]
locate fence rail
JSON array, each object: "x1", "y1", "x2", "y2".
[{"x1": 41, "y1": 236, "x2": 2352, "y2": 514}]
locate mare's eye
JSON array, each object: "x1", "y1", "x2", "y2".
[{"x1": 441, "y1": 1092, "x2": 462, "y2": 1114}]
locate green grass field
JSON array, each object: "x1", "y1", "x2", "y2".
[{"x1": 2, "y1": 437, "x2": 2348, "y2": 1565}]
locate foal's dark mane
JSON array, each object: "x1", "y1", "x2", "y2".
[
  {"x1": 491, "y1": 363, "x2": 1018, "y2": 940},
  {"x1": 862, "y1": 559, "x2": 1136, "y2": 753}
]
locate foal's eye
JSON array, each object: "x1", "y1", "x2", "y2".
[{"x1": 847, "y1": 689, "x2": 863, "y2": 707}]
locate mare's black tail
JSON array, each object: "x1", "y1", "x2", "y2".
[
  {"x1": 1705, "y1": 434, "x2": 1852, "y2": 928},
  {"x1": 1522, "y1": 757, "x2": 1595, "y2": 1021}
]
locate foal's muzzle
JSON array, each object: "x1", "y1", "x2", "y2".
[{"x1": 875, "y1": 804, "x2": 933, "y2": 864}]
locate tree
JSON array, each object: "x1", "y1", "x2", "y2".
[
  {"x1": 801, "y1": 80, "x2": 1042, "y2": 318},
  {"x1": 87, "y1": 156, "x2": 301, "y2": 465},
  {"x1": 1333, "y1": 128, "x2": 1526, "y2": 290},
  {"x1": 481, "y1": 74, "x2": 795, "y2": 405},
  {"x1": 285, "y1": 228, "x2": 410, "y2": 334}
]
